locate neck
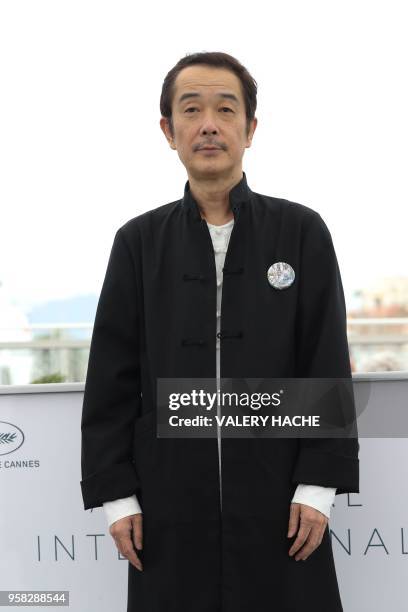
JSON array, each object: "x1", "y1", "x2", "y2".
[{"x1": 188, "y1": 169, "x2": 243, "y2": 224}]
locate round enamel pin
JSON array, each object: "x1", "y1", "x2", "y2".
[{"x1": 267, "y1": 262, "x2": 295, "y2": 290}]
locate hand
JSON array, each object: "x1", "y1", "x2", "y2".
[
  {"x1": 109, "y1": 513, "x2": 143, "y2": 571},
  {"x1": 287, "y1": 502, "x2": 328, "y2": 561}
]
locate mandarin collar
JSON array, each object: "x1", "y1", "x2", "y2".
[{"x1": 181, "y1": 171, "x2": 253, "y2": 222}]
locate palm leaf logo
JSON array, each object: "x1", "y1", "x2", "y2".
[{"x1": 0, "y1": 432, "x2": 17, "y2": 444}]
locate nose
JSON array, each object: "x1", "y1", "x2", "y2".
[{"x1": 199, "y1": 115, "x2": 219, "y2": 136}]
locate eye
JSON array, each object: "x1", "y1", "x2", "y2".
[{"x1": 184, "y1": 107, "x2": 234, "y2": 113}]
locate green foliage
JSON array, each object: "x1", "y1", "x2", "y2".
[{"x1": 30, "y1": 372, "x2": 66, "y2": 384}]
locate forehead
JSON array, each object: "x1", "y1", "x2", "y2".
[{"x1": 173, "y1": 65, "x2": 243, "y2": 103}]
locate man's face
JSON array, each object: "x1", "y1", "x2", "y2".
[{"x1": 160, "y1": 65, "x2": 257, "y2": 180}]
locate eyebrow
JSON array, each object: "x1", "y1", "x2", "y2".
[{"x1": 177, "y1": 92, "x2": 240, "y2": 106}]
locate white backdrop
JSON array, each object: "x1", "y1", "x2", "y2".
[
  {"x1": 1, "y1": 1, "x2": 407, "y2": 311},
  {"x1": 0, "y1": 377, "x2": 406, "y2": 611}
]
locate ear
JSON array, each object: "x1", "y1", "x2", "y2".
[
  {"x1": 160, "y1": 117, "x2": 176, "y2": 149},
  {"x1": 246, "y1": 117, "x2": 258, "y2": 148}
]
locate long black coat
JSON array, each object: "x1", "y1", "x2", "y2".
[{"x1": 80, "y1": 171, "x2": 359, "y2": 612}]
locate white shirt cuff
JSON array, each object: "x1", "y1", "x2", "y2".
[
  {"x1": 291, "y1": 484, "x2": 337, "y2": 519},
  {"x1": 103, "y1": 494, "x2": 142, "y2": 527}
]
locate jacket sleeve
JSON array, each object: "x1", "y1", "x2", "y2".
[
  {"x1": 80, "y1": 226, "x2": 142, "y2": 510},
  {"x1": 291, "y1": 211, "x2": 360, "y2": 495}
]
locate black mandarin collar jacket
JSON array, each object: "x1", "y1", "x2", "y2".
[{"x1": 80, "y1": 170, "x2": 359, "y2": 612}]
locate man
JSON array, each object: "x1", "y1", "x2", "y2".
[{"x1": 80, "y1": 51, "x2": 359, "y2": 612}]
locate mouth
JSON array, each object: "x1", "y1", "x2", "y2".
[{"x1": 198, "y1": 147, "x2": 222, "y2": 152}]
